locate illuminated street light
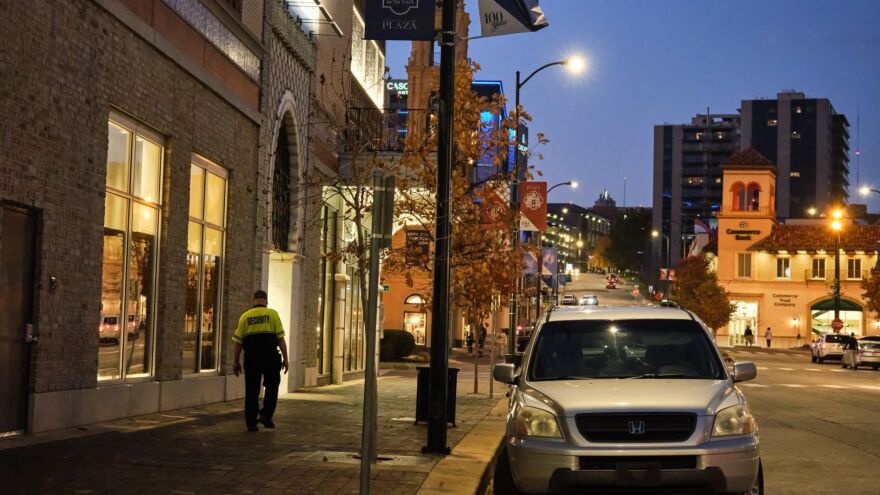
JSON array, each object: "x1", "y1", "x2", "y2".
[
  {"x1": 807, "y1": 207, "x2": 817, "y2": 216},
  {"x1": 832, "y1": 209, "x2": 843, "y2": 220},
  {"x1": 860, "y1": 186, "x2": 880, "y2": 196},
  {"x1": 565, "y1": 55, "x2": 586, "y2": 74},
  {"x1": 830, "y1": 210, "x2": 845, "y2": 323}
]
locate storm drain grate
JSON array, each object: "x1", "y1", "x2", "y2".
[{"x1": 304, "y1": 451, "x2": 436, "y2": 467}]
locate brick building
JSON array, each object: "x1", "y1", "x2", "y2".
[{"x1": 0, "y1": 0, "x2": 383, "y2": 436}]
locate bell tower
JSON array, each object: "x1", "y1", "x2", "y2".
[{"x1": 717, "y1": 149, "x2": 778, "y2": 281}]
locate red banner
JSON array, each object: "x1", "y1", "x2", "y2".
[{"x1": 519, "y1": 181, "x2": 547, "y2": 232}]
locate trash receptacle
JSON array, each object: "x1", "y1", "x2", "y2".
[{"x1": 415, "y1": 366, "x2": 458, "y2": 426}]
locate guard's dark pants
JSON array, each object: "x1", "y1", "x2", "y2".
[{"x1": 244, "y1": 349, "x2": 281, "y2": 428}]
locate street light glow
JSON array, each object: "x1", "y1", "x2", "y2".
[
  {"x1": 807, "y1": 207, "x2": 817, "y2": 216},
  {"x1": 570, "y1": 181, "x2": 578, "y2": 188},
  {"x1": 565, "y1": 55, "x2": 586, "y2": 74},
  {"x1": 651, "y1": 230, "x2": 659, "y2": 238},
  {"x1": 861, "y1": 186, "x2": 872, "y2": 196},
  {"x1": 831, "y1": 220, "x2": 842, "y2": 231},
  {"x1": 831, "y1": 209, "x2": 843, "y2": 220}
]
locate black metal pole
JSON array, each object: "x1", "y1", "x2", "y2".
[
  {"x1": 834, "y1": 230, "x2": 840, "y2": 320},
  {"x1": 665, "y1": 235, "x2": 671, "y2": 301},
  {"x1": 507, "y1": 70, "x2": 521, "y2": 360},
  {"x1": 424, "y1": 0, "x2": 456, "y2": 455}
]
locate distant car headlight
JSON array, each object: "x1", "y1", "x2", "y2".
[
  {"x1": 514, "y1": 405, "x2": 562, "y2": 438},
  {"x1": 712, "y1": 404, "x2": 757, "y2": 437}
]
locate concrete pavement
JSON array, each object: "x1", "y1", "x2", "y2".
[{"x1": 1, "y1": 373, "x2": 505, "y2": 495}]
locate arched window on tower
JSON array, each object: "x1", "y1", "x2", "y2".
[
  {"x1": 730, "y1": 182, "x2": 746, "y2": 211},
  {"x1": 746, "y1": 183, "x2": 761, "y2": 211}
]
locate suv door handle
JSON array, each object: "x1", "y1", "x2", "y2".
[{"x1": 25, "y1": 323, "x2": 38, "y2": 344}]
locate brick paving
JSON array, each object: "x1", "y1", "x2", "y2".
[{"x1": 2, "y1": 374, "x2": 503, "y2": 495}]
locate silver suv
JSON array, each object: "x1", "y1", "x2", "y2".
[{"x1": 493, "y1": 306, "x2": 762, "y2": 494}]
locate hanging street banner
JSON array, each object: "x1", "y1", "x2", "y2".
[
  {"x1": 481, "y1": 181, "x2": 509, "y2": 226},
  {"x1": 519, "y1": 181, "x2": 547, "y2": 232},
  {"x1": 477, "y1": 0, "x2": 549, "y2": 38},
  {"x1": 405, "y1": 229, "x2": 432, "y2": 266},
  {"x1": 364, "y1": 0, "x2": 436, "y2": 40},
  {"x1": 522, "y1": 250, "x2": 538, "y2": 275},
  {"x1": 541, "y1": 247, "x2": 557, "y2": 288}
]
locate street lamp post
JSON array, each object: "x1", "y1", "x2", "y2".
[
  {"x1": 532, "y1": 181, "x2": 578, "y2": 326},
  {"x1": 652, "y1": 230, "x2": 671, "y2": 301},
  {"x1": 831, "y1": 210, "x2": 843, "y2": 321},
  {"x1": 507, "y1": 59, "x2": 584, "y2": 360}
]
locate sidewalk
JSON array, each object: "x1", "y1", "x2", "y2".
[{"x1": 1, "y1": 374, "x2": 505, "y2": 495}]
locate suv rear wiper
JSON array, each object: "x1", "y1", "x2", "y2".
[{"x1": 625, "y1": 373, "x2": 687, "y2": 379}]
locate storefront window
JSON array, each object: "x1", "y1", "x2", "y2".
[
  {"x1": 184, "y1": 157, "x2": 227, "y2": 373},
  {"x1": 404, "y1": 311, "x2": 427, "y2": 346},
  {"x1": 99, "y1": 117, "x2": 162, "y2": 380},
  {"x1": 728, "y1": 300, "x2": 758, "y2": 346},
  {"x1": 812, "y1": 299, "x2": 863, "y2": 336}
]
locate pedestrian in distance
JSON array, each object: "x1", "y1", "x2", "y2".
[
  {"x1": 232, "y1": 289, "x2": 289, "y2": 432},
  {"x1": 465, "y1": 331, "x2": 474, "y2": 354},
  {"x1": 764, "y1": 327, "x2": 772, "y2": 348},
  {"x1": 478, "y1": 322, "x2": 488, "y2": 357},
  {"x1": 744, "y1": 326, "x2": 754, "y2": 347}
]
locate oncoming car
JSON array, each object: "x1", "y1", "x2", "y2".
[{"x1": 492, "y1": 306, "x2": 762, "y2": 494}]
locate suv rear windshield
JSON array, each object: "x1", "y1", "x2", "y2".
[
  {"x1": 529, "y1": 319, "x2": 725, "y2": 380},
  {"x1": 824, "y1": 335, "x2": 848, "y2": 344}
]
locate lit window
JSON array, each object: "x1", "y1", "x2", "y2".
[
  {"x1": 790, "y1": 172, "x2": 801, "y2": 178},
  {"x1": 695, "y1": 132, "x2": 703, "y2": 141},
  {"x1": 795, "y1": 106, "x2": 802, "y2": 114},
  {"x1": 767, "y1": 119, "x2": 778, "y2": 127},
  {"x1": 811, "y1": 258, "x2": 825, "y2": 279},
  {"x1": 100, "y1": 115, "x2": 164, "y2": 380},
  {"x1": 737, "y1": 253, "x2": 752, "y2": 278},
  {"x1": 847, "y1": 258, "x2": 862, "y2": 279},
  {"x1": 792, "y1": 131, "x2": 801, "y2": 139},
  {"x1": 184, "y1": 156, "x2": 228, "y2": 373},
  {"x1": 776, "y1": 258, "x2": 791, "y2": 279},
  {"x1": 715, "y1": 132, "x2": 725, "y2": 140},
  {"x1": 715, "y1": 178, "x2": 722, "y2": 184}
]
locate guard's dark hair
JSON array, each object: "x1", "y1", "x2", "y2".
[{"x1": 253, "y1": 289, "x2": 268, "y2": 300}]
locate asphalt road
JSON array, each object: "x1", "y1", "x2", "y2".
[{"x1": 560, "y1": 272, "x2": 645, "y2": 307}]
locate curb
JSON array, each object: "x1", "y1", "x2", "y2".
[{"x1": 417, "y1": 399, "x2": 508, "y2": 495}]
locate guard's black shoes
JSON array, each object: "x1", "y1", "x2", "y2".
[
  {"x1": 259, "y1": 416, "x2": 275, "y2": 429},
  {"x1": 247, "y1": 425, "x2": 259, "y2": 432}
]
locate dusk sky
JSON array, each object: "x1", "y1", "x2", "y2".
[{"x1": 385, "y1": 0, "x2": 880, "y2": 213}]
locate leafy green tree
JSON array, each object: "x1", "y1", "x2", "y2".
[{"x1": 674, "y1": 254, "x2": 735, "y2": 335}]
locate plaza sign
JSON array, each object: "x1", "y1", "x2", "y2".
[{"x1": 364, "y1": 0, "x2": 435, "y2": 40}]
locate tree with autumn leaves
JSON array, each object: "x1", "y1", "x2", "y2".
[
  {"x1": 861, "y1": 268, "x2": 880, "y2": 317},
  {"x1": 673, "y1": 254, "x2": 735, "y2": 335},
  {"x1": 384, "y1": 60, "x2": 538, "y2": 338}
]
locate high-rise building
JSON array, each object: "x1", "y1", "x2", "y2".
[
  {"x1": 740, "y1": 91, "x2": 850, "y2": 217},
  {"x1": 652, "y1": 113, "x2": 741, "y2": 269}
]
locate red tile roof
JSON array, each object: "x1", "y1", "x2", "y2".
[
  {"x1": 724, "y1": 148, "x2": 775, "y2": 167},
  {"x1": 748, "y1": 224, "x2": 880, "y2": 252}
]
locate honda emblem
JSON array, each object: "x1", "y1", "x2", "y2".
[{"x1": 627, "y1": 420, "x2": 646, "y2": 435}]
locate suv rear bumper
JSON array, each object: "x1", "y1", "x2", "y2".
[{"x1": 509, "y1": 437, "x2": 759, "y2": 494}]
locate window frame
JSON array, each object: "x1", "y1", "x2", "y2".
[
  {"x1": 100, "y1": 112, "x2": 165, "y2": 382},
  {"x1": 847, "y1": 258, "x2": 862, "y2": 280},
  {"x1": 736, "y1": 252, "x2": 752, "y2": 279},
  {"x1": 184, "y1": 154, "x2": 229, "y2": 376},
  {"x1": 775, "y1": 257, "x2": 791, "y2": 279},
  {"x1": 811, "y1": 258, "x2": 826, "y2": 279}
]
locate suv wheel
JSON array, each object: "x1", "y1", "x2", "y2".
[
  {"x1": 493, "y1": 448, "x2": 522, "y2": 495},
  {"x1": 735, "y1": 460, "x2": 763, "y2": 495},
  {"x1": 817, "y1": 355, "x2": 824, "y2": 364}
]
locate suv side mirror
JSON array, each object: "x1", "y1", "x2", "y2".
[
  {"x1": 493, "y1": 363, "x2": 516, "y2": 384},
  {"x1": 732, "y1": 362, "x2": 757, "y2": 382}
]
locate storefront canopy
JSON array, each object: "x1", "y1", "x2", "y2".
[{"x1": 811, "y1": 299, "x2": 862, "y2": 311}]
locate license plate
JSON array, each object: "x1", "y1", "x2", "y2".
[{"x1": 616, "y1": 462, "x2": 662, "y2": 486}]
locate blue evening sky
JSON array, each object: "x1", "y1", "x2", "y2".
[{"x1": 384, "y1": 0, "x2": 880, "y2": 213}]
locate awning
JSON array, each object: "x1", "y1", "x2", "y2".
[{"x1": 810, "y1": 299, "x2": 862, "y2": 311}]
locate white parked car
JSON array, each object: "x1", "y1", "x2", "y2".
[{"x1": 493, "y1": 306, "x2": 762, "y2": 494}]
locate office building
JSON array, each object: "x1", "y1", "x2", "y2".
[{"x1": 740, "y1": 91, "x2": 850, "y2": 217}]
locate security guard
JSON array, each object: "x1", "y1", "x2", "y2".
[{"x1": 232, "y1": 289, "x2": 289, "y2": 431}]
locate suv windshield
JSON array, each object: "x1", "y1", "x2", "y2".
[{"x1": 529, "y1": 319, "x2": 725, "y2": 380}]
